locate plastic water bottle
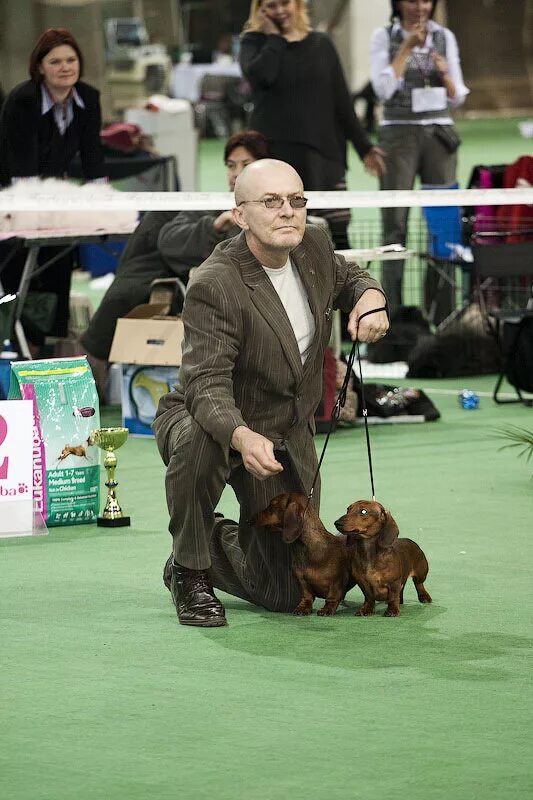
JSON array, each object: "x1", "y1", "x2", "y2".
[
  {"x1": 458, "y1": 389, "x2": 480, "y2": 410},
  {"x1": 0, "y1": 339, "x2": 18, "y2": 360},
  {"x1": 0, "y1": 339, "x2": 18, "y2": 399}
]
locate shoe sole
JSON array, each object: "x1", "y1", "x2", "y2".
[{"x1": 178, "y1": 617, "x2": 227, "y2": 627}]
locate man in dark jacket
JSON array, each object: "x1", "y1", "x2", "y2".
[{"x1": 154, "y1": 159, "x2": 389, "y2": 627}]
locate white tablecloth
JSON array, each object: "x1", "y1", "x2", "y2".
[{"x1": 170, "y1": 62, "x2": 242, "y2": 103}]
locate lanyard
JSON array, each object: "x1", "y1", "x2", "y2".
[{"x1": 411, "y1": 47, "x2": 433, "y2": 88}]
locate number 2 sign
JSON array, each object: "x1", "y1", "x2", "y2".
[
  {"x1": 0, "y1": 413, "x2": 7, "y2": 480},
  {"x1": 0, "y1": 400, "x2": 34, "y2": 536}
]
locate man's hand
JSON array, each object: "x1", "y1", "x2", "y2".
[
  {"x1": 231, "y1": 426, "x2": 284, "y2": 481},
  {"x1": 347, "y1": 289, "x2": 389, "y2": 343},
  {"x1": 213, "y1": 210, "x2": 235, "y2": 233},
  {"x1": 363, "y1": 146, "x2": 387, "y2": 177}
]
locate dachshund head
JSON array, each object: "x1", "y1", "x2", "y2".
[
  {"x1": 334, "y1": 500, "x2": 399, "y2": 549},
  {"x1": 250, "y1": 492, "x2": 309, "y2": 544}
]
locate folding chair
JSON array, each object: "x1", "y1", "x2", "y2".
[
  {"x1": 472, "y1": 239, "x2": 533, "y2": 405},
  {"x1": 421, "y1": 184, "x2": 472, "y2": 330}
]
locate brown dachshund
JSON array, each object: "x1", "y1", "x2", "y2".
[
  {"x1": 334, "y1": 500, "x2": 431, "y2": 617},
  {"x1": 251, "y1": 492, "x2": 354, "y2": 616}
]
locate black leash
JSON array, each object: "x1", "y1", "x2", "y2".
[{"x1": 306, "y1": 306, "x2": 387, "y2": 508}]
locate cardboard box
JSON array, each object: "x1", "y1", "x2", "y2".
[
  {"x1": 109, "y1": 303, "x2": 184, "y2": 437},
  {"x1": 109, "y1": 303, "x2": 184, "y2": 367}
]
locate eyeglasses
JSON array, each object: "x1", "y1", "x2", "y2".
[{"x1": 238, "y1": 195, "x2": 308, "y2": 210}]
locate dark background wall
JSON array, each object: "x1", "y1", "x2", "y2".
[{"x1": 446, "y1": 0, "x2": 533, "y2": 113}]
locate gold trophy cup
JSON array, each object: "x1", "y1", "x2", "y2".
[{"x1": 92, "y1": 427, "x2": 131, "y2": 527}]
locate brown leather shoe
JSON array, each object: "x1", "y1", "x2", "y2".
[
  {"x1": 170, "y1": 561, "x2": 227, "y2": 627},
  {"x1": 163, "y1": 514, "x2": 225, "y2": 593}
]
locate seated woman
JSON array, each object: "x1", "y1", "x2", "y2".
[{"x1": 0, "y1": 28, "x2": 107, "y2": 351}]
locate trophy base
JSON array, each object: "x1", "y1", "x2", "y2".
[{"x1": 97, "y1": 516, "x2": 131, "y2": 528}]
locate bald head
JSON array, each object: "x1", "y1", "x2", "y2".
[{"x1": 234, "y1": 159, "x2": 304, "y2": 205}]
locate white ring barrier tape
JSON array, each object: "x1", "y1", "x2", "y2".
[{"x1": 0, "y1": 187, "x2": 532, "y2": 211}]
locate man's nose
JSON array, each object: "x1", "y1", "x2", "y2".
[{"x1": 279, "y1": 198, "x2": 295, "y2": 215}]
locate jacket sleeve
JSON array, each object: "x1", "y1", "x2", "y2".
[
  {"x1": 2, "y1": 90, "x2": 40, "y2": 178},
  {"x1": 79, "y1": 87, "x2": 107, "y2": 181},
  {"x1": 180, "y1": 271, "x2": 247, "y2": 451},
  {"x1": 326, "y1": 37, "x2": 373, "y2": 160},
  {"x1": 157, "y1": 212, "x2": 231, "y2": 275},
  {"x1": 239, "y1": 33, "x2": 287, "y2": 89}
]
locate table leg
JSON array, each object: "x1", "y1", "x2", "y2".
[{"x1": 14, "y1": 246, "x2": 39, "y2": 360}]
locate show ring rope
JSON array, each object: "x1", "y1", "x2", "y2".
[{"x1": 0, "y1": 187, "x2": 532, "y2": 212}]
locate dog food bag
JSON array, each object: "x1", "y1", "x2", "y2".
[{"x1": 9, "y1": 357, "x2": 100, "y2": 526}]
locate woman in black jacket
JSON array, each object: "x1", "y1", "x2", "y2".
[
  {"x1": 239, "y1": 0, "x2": 385, "y2": 248},
  {"x1": 0, "y1": 27, "x2": 106, "y2": 185},
  {"x1": 0, "y1": 29, "x2": 107, "y2": 349}
]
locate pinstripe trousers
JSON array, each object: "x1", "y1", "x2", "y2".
[{"x1": 157, "y1": 410, "x2": 319, "y2": 613}]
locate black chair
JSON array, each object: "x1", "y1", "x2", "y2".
[{"x1": 473, "y1": 239, "x2": 533, "y2": 405}]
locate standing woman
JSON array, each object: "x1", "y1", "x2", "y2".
[
  {"x1": 239, "y1": 0, "x2": 385, "y2": 250},
  {"x1": 0, "y1": 27, "x2": 106, "y2": 185},
  {"x1": 370, "y1": 0, "x2": 469, "y2": 311}
]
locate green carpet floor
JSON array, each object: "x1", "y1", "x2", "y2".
[
  {"x1": 2, "y1": 118, "x2": 532, "y2": 798},
  {"x1": 1, "y1": 375, "x2": 532, "y2": 800}
]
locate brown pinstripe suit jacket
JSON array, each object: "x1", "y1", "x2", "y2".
[{"x1": 154, "y1": 223, "x2": 384, "y2": 491}]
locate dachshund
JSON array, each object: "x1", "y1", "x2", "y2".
[
  {"x1": 250, "y1": 492, "x2": 354, "y2": 616},
  {"x1": 334, "y1": 500, "x2": 431, "y2": 617},
  {"x1": 57, "y1": 444, "x2": 88, "y2": 463}
]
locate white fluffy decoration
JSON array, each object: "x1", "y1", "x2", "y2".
[{"x1": 0, "y1": 179, "x2": 138, "y2": 233}]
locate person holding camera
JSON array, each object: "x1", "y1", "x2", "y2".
[
  {"x1": 370, "y1": 0, "x2": 469, "y2": 310},
  {"x1": 239, "y1": 0, "x2": 386, "y2": 250}
]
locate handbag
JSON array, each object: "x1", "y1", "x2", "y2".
[{"x1": 433, "y1": 125, "x2": 461, "y2": 154}]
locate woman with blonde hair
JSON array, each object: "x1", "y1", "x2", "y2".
[{"x1": 239, "y1": 0, "x2": 385, "y2": 249}]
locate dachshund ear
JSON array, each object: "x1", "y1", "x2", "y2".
[
  {"x1": 378, "y1": 511, "x2": 399, "y2": 549},
  {"x1": 282, "y1": 501, "x2": 303, "y2": 543}
]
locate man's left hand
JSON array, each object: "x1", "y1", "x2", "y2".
[{"x1": 347, "y1": 289, "x2": 389, "y2": 342}]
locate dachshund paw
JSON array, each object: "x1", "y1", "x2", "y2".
[
  {"x1": 317, "y1": 606, "x2": 337, "y2": 616},
  {"x1": 292, "y1": 605, "x2": 312, "y2": 616},
  {"x1": 418, "y1": 591, "x2": 432, "y2": 603},
  {"x1": 384, "y1": 607, "x2": 400, "y2": 617},
  {"x1": 355, "y1": 605, "x2": 375, "y2": 616}
]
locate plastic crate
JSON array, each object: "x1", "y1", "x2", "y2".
[{"x1": 78, "y1": 241, "x2": 127, "y2": 277}]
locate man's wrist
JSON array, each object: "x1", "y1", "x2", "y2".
[{"x1": 230, "y1": 425, "x2": 249, "y2": 451}]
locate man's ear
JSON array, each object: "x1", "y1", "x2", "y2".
[
  {"x1": 232, "y1": 206, "x2": 248, "y2": 231},
  {"x1": 282, "y1": 501, "x2": 303, "y2": 544}
]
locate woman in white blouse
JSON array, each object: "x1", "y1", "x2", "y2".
[{"x1": 370, "y1": 0, "x2": 469, "y2": 310}]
